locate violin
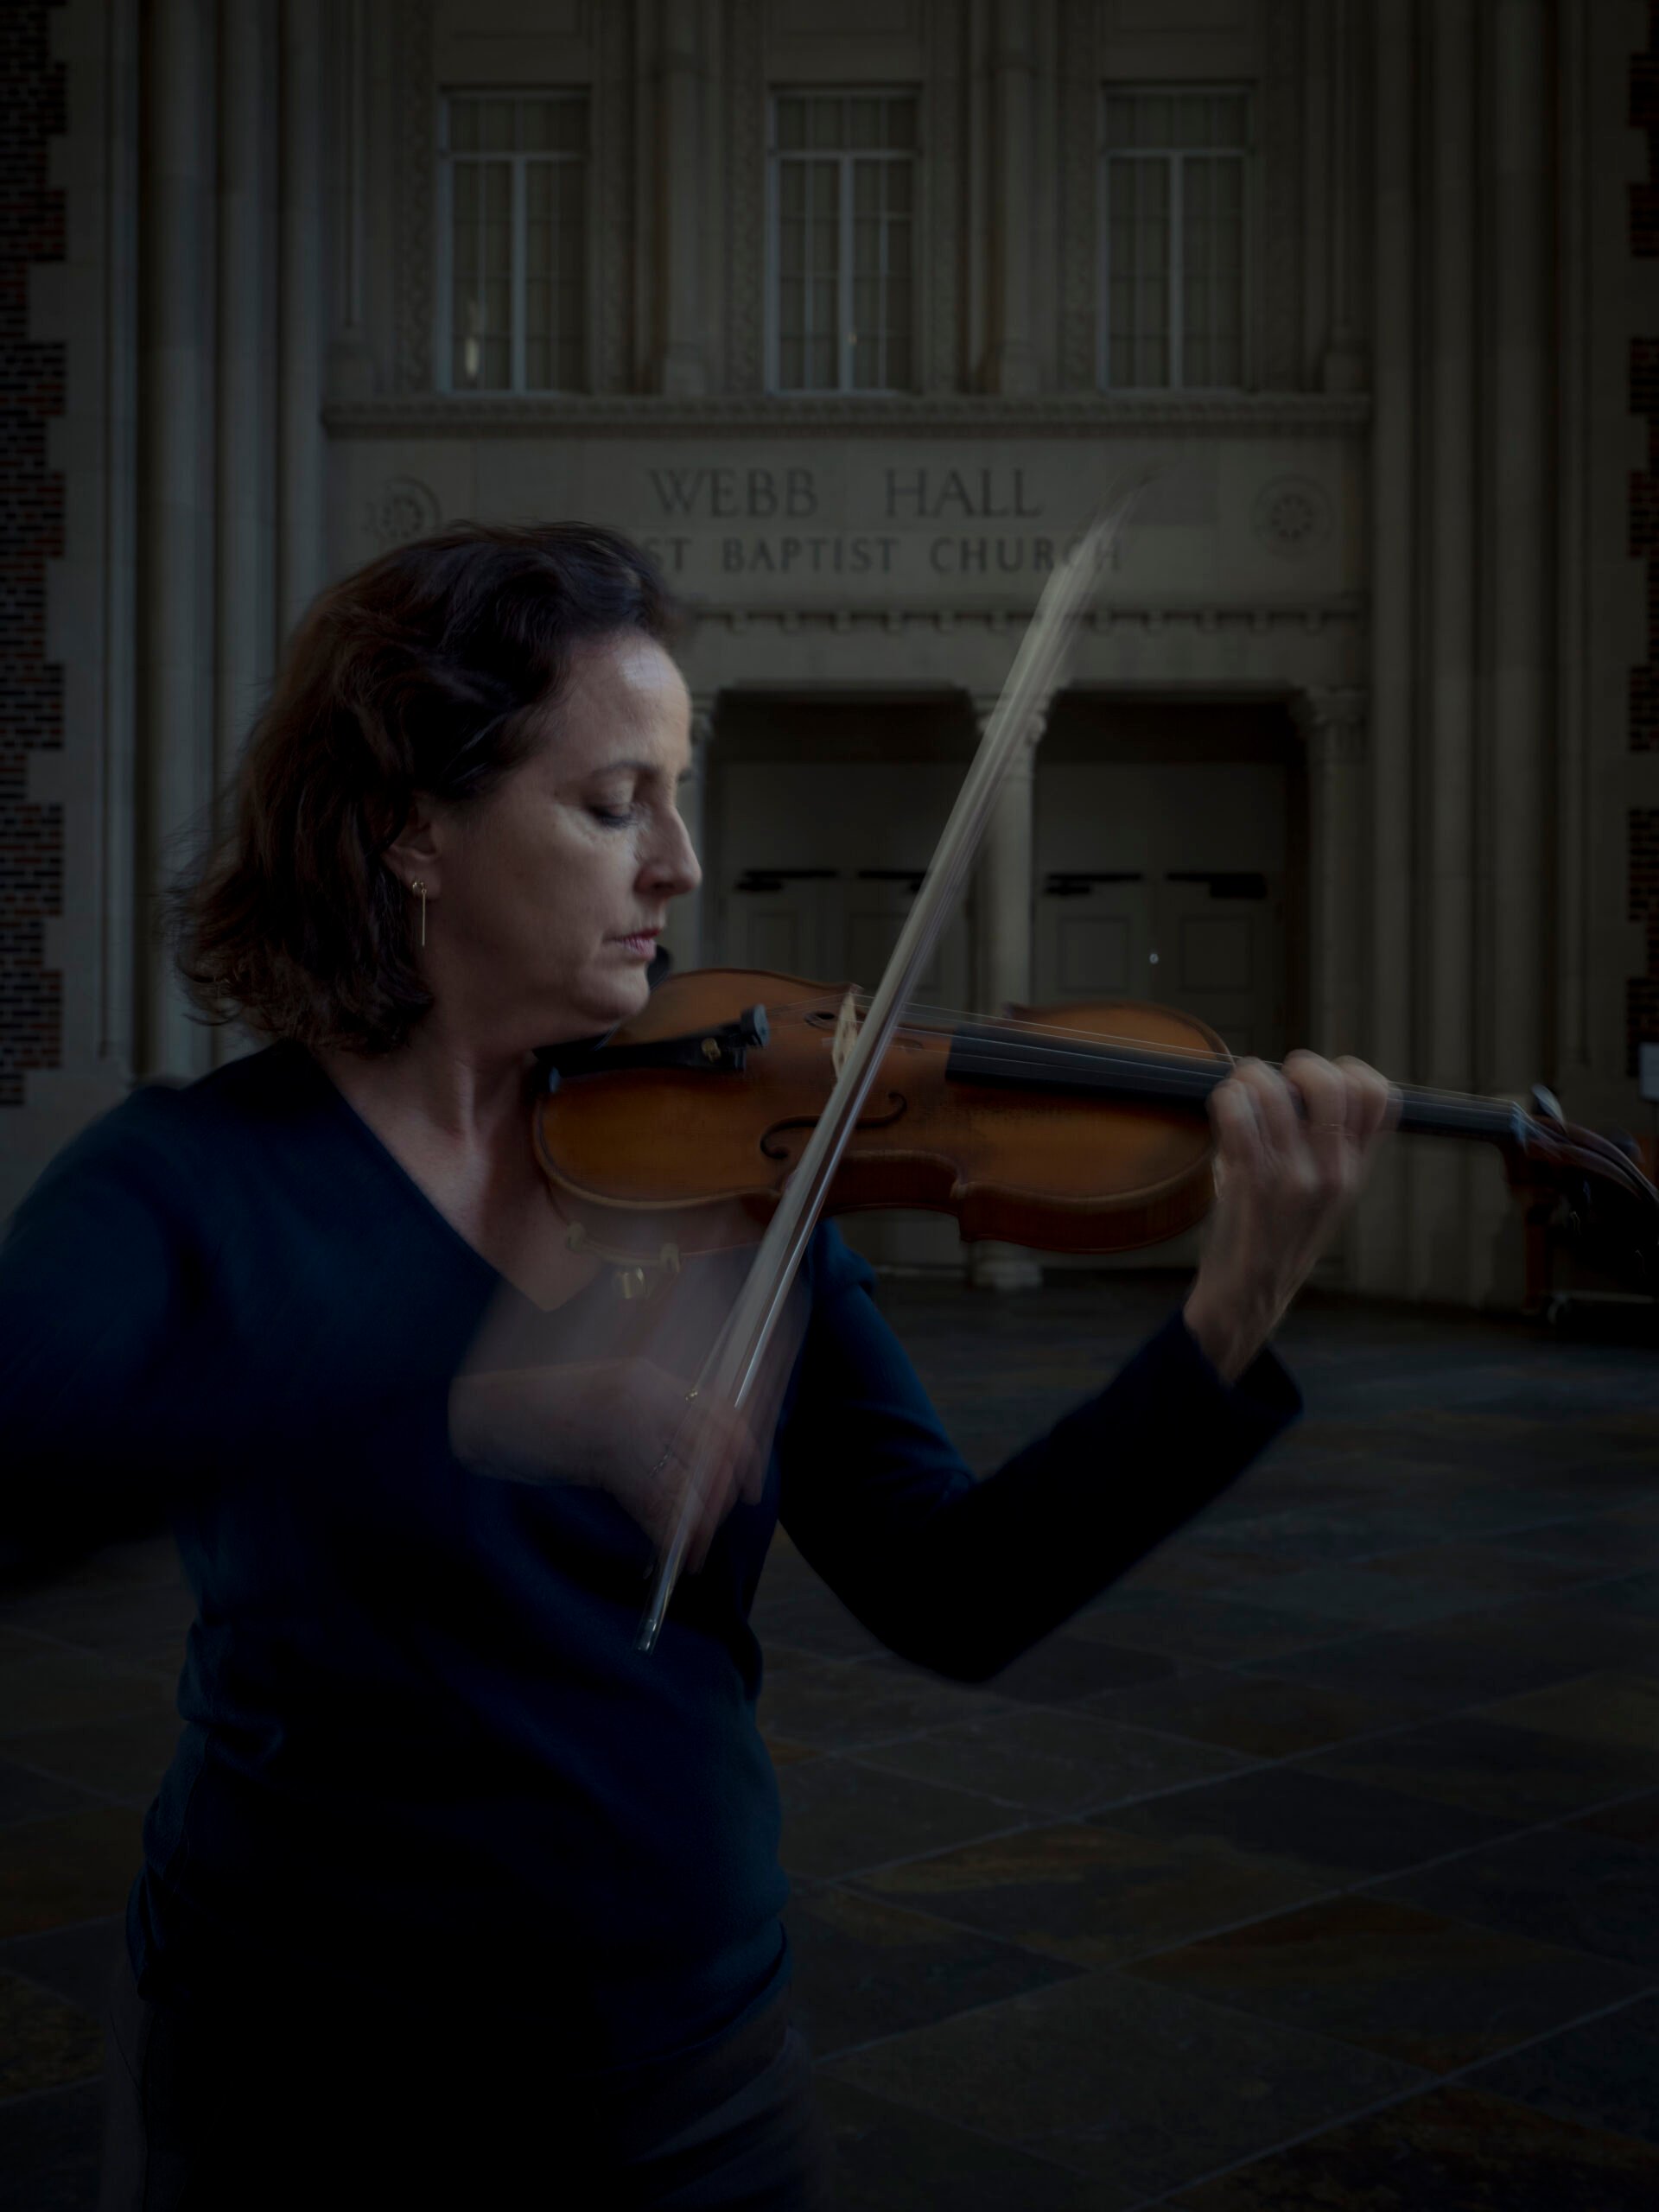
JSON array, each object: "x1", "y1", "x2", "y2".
[
  {"x1": 535, "y1": 966, "x2": 1659, "y2": 1300},
  {"x1": 599, "y1": 486, "x2": 1656, "y2": 1655}
]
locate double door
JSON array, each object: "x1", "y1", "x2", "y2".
[{"x1": 1033, "y1": 762, "x2": 1287, "y2": 1062}]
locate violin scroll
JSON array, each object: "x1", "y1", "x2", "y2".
[{"x1": 1502, "y1": 1100, "x2": 1659, "y2": 1292}]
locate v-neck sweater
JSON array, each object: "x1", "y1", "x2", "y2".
[{"x1": 0, "y1": 1041, "x2": 1300, "y2": 2076}]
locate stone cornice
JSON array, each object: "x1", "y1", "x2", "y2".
[
  {"x1": 690, "y1": 599, "x2": 1365, "y2": 634},
  {"x1": 322, "y1": 392, "x2": 1373, "y2": 439}
]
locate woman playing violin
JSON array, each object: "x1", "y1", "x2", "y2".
[{"x1": 1, "y1": 524, "x2": 1392, "y2": 2209}]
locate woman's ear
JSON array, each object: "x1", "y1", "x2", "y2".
[{"x1": 385, "y1": 798, "x2": 442, "y2": 896}]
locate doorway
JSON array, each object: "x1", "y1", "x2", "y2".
[
  {"x1": 707, "y1": 693, "x2": 976, "y2": 1271},
  {"x1": 1031, "y1": 696, "x2": 1306, "y2": 1269}
]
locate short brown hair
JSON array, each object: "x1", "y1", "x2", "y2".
[{"x1": 173, "y1": 521, "x2": 680, "y2": 1054}]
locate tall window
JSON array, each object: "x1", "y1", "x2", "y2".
[
  {"x1": 768, "y1": 92, "x2": 917, "y2": 393},
  {"x1": 1101, "y1": 88, "x2": 1249, "y2": 391},
  {"x1": 440, "y1": 92, "x2": 587, "y2": 392}
]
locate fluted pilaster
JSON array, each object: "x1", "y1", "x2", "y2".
[
  {"x1": 655, "y1": 0, "x2": 707, "y2": 396},
  {"x1": 137, "y1": 0, "x2": 216, "y2": 1077},
  {"x1": 1293, "y1": 688, "x2": 1368, "y2": 1062}
]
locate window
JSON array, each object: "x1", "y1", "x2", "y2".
[
  {"x1": 1101, "y1": 88, "x2": 1249, "y2": 391},
  {"x1": 440, "y1": 92, "x2": 587, "y2": 392},
  {"x1": 768, "y1": 92, "x2": 917, "y2": 393}
]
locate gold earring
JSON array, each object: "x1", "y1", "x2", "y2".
[{"x1": 410, "y1": 880, "x2": 428, "y2": 948}]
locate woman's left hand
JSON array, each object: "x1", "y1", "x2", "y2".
[{"x1": 1183, "y1": 1052, "x2": 1396, "y2": 1384}]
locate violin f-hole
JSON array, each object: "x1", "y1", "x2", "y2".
[{"x1": 760, "y1": 1090, "x2": 909, "y2": 1162}]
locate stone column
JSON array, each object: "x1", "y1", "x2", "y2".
[
  {"x1": 967, "y1": 696, "x2": 1042, "y2": 1289},
  {"x1": 277, "y1": 0, "x2": 325, "y2": 643},
  {"x1": 1356, "y1": 0, "x2": 1416, "y2": 1296},
  {"x1": 1468, "y1": 0, "x2": 1552, "y2": 1301},
  {"x1": 985, "y1": 0, "x2": 1038, "y2": 395},
  {"x1": 137, "y1": 0, "x2": 216, "y2": 1079},
  {"x1": 1484, "y1": 0, "x2": 1549, "y2": 1096},
  {"x1": 1322, "y1": 0, "x2": 1365, "y2": 391},
  {"x1": 212, "y1": 0, "x2": 279, "y2": 1066},
  {"x1": 1293, "y1": 689, "x2": 1368, "y2": 1059},
  {"x1": 1413, "y1": 0, "x2": 1479, "y2": 1301},
  {"x1": 654, "y1": 0, "x2": 707, "y2": 396},
  {"x1": 659, "y1": 698, "x2": 712, "y2": 976},
  {"x1": 215, "y1": 0, "x2": 277, "y2": 790},
  {"x1": 325, "y1": 0, "x2": 376, "y2": 403}
]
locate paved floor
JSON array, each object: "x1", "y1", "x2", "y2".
[{"x1": 2, "y1": 1271, "x2": 1657, "y2": 2209}]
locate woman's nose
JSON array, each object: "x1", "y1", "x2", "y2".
[{"x1": 647, "y1": 811, "x2": 701, "y2": 896}]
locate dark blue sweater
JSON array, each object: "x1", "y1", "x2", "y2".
[{"x1": 0, "y1": 1042, "x2": 1300, "y2": 2073}]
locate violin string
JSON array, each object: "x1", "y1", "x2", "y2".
[
  {"x1": 829, "y1": 993, "x2": 1520, "y2": 1119},
  {"x1": 738, "y1": 987, "x2": 1536, "y2": 1123}
]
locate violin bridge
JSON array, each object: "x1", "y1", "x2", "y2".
[{"x1": 831, "y1": 988, "x2": 860, "y2": 1081}]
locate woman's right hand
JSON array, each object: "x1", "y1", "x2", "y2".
[{"x1": 448, "y1": 1358, "x2": 769, "y2": 1573}]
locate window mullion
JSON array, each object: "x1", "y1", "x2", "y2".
[
  {"x1": 840, "y1": 153, "x2": 855, "y2": 391},
  {"x1": 512, "y1": 155, "x2": 525, "y2": 391},
  {"x1": 474, "y1": 164, "x2": 486, "y2": 388},
  {"x1": 878, "y1": 159, "x2": 889, "y2": 389},
  {"x1": 1169, "y1": 152, "x2": 1184, "y2": 391}
]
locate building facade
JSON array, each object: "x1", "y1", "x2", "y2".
[{"x1": 5, "y1": 0, "x2": 1656, "y2": 1304}]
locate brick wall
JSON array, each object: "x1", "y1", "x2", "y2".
[
  {"x1": 1630, "y1": 3, "x2": 1659, "y2": 1071},
  {"x1": 0, "y1": 2, "x2": 65, "y2": 1109}
]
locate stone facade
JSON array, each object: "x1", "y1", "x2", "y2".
[
  {"x1": 1, "y1": 4, "x2": 66, "y2": 1110},
  {"x1": 5, "y1": 0, "x2": 1656, "y2": 1310}
]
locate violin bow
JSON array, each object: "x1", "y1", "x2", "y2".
[{"x1": 635, "y1": 469, "x2": 1162, "y2": 1655}]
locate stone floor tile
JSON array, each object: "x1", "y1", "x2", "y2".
[
  {"x1": 849, "y1": 1821, "x2": 1326, "y2": 1970},
  {"x1": 1364, "y1": 1532, "x2": 1636, "y2": 1598},
  {"x1": 757, "y1": 1656, "x2": 1009, "y2": 1755},
  {"x1": 1581, "y1": 1568, "x2": 1659, "y2": 1621},
  {"x1": 785, "y1": 1884, "x2": 1083, "y2": 2059},
  {"x1": 974, "y1": 1633, "x2": 1177, "y2": 1704},
  {"x1": 0, "y1": 1582, "x2": 197, "y2": 1654},
  {"x1": 1372, "y1": 1821, "x2": 1659, "y2": 1972},
  {"x1": 777, "y1": 1755, "x2": 1019, "y2": 1883},
  {"x1": 93, "y1": 1630, "x2": 188, "y2": 1680},
  {"x1": 0, "y1": 1808, "x2": 144, "y2": 1942},
  {"x1": 761, "y1": 1732, "x2": 822, "y2": 1765},
  {"x1": 812, "y1": 2074, "x2": 1138, "y2": 2211},
  {"x1": 0, "y1": 1763, "x2": 105, "y2": 1831},
  {"x1": 0, "y1": 1632, "x2": 176, "y2": 1741},
  {"x1": 1095, "y1": 1764, "x2": 1515, "y2": 1885},
  {"x1": 1474, "y1": 1671, "x2": 1659, "y2": 1753},
  {"x1": 1463, "y1": 1992, "x2": 1659, "y2": 2147},
  {"x1": 1167, "y1": 2084, "x2": 1659, "y2": 2212},
  {"x1": 1103, "y1": 1539, "x2": 1313, "y2": 1601},
  {"x1": 1299, "y1": 1712, "x2": 1659, "y2": 1825},
  {"x1": 1065, "y1": 1593, "x2": 1351, "y2": 1667},
  {"x1": 1216, "y1": 1561, "x2": 1526, "y2": 1630},
  {"x1": 1241, "y1": 1605, "x2": 1656, "y2": 1719},
  {"x1": 2, "y1": 1707, "x2": 184, "y2": 1806},
  {"x1": 819, "y1": 1967, "x2": 1426, "y2": 2199},
  {"x1": 749, "y1": 1590, "x2": 887, "y2": 1662},
  {"x1": 1078, "y1": 1668, "x2": 1421, "y2": 1758},
  {"x1": 0, "y1": 1972, "x2": 105, "y2": 2099},
  {"x1": 849, "y1": 1705, "x2": 1252, "y2": 1819},
  {"x1": 0, "y1": 2079, "x2": 105, "y2": 2212},
  {"x1": 0, "y1": 1917, "x2": 124, "y2": 2018},
  {"x1": 1484, "y1": 1517, "x2": 1659, "y2": 1577},
  {"x1": 1573, "y1": 1790, "x2": 1659, "y2": 1848},
  {"x1": 0, "y1": 1535, "x2": 181, "y2": 1602},
  {"x1": 1124, "y1": 1892, "x2": 1649, "y2": 2074}
]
